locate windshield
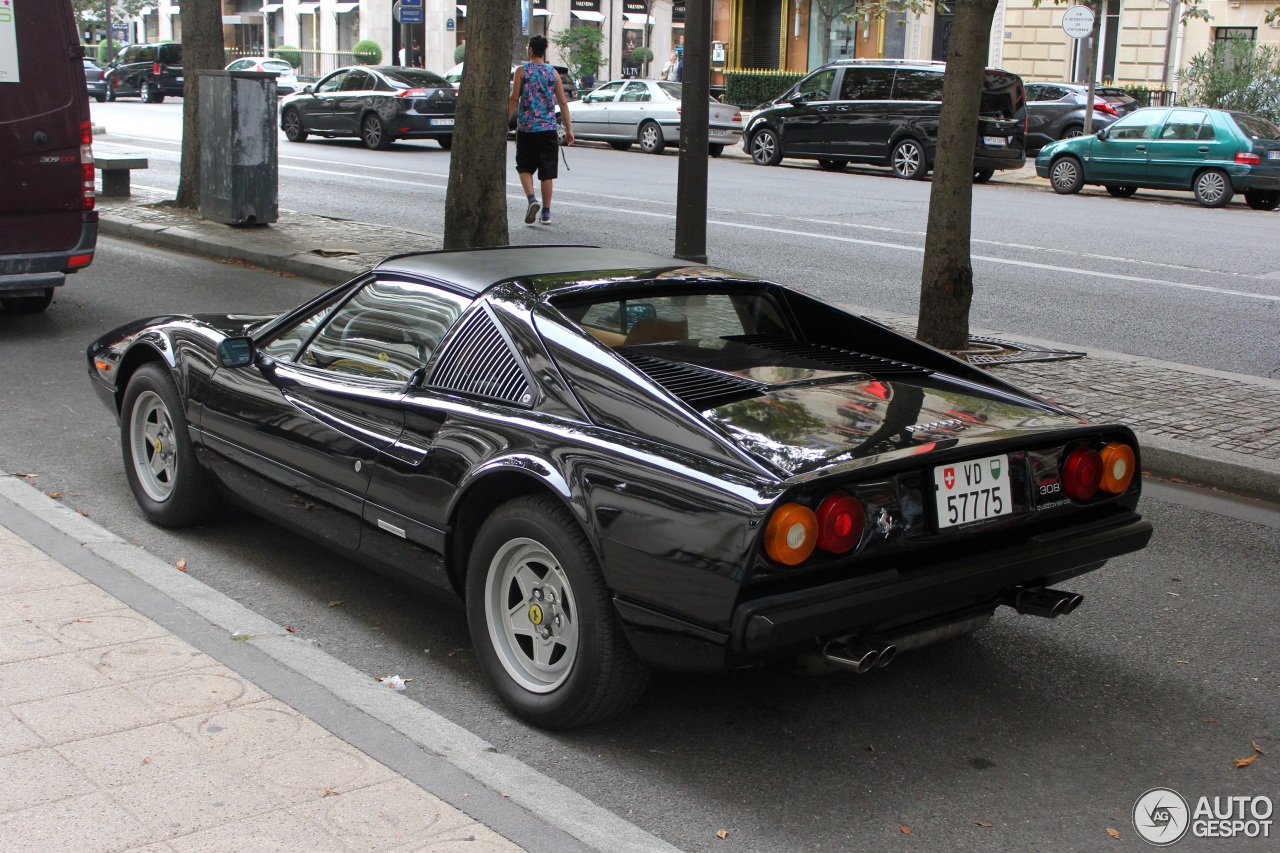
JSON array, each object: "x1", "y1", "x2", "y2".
[
  {"x1": 382, "y1": 68, "x2": 451, "y2": 89},
  {"x1": 1232, "y1": 112, "x2": 1280, "y2": 140}
]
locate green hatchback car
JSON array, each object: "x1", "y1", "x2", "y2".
[{"x1": 1036, "y1": 106, "x2": 1280, "y2": 209}]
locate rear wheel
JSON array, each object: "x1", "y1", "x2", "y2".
[
  {"x1": 1245, "y1": 189, "x2": 1280, "y2": 211},
  {"x1": 1060, "y1": 124, "x2": 1085, "y2": 140},
  {"x1": 973, "y1": 168, "x2": 995, "y2": 183},
  {"x1": 1106, "y1": 185, "x2": 1138, "y2": 198},
  {"x1": 1193, "y1": 168, "x2": 1233, "y2": 207},
  {"x1": 282, "y1": 109, "x2": 308, "y2": 143},
  {"x1": 120, "y1": 364, "x2": 223, "y2": 528},
  {"x1": 141, "y1": 80, "x2": 163, "y2": 104},
  {"x1": 608, "y1": 140, "x2": 633, "y2": 151},
  {"x1": 361, "y1": 113, "x2": 393, "y2": 150},
  {"x1": 818, "y1": 159, "x2": 848, "y2": 172},
  {"x1": 94, "y1": 93, "x2": 107, "y2": 103},
  {"x1": 437, "y1": 135, "x2": 452, "y2": 150},
  {"x1": 1049, "y1": 155, "x2": 1084, "y2": 194},
  {"x1": 708, "y1": 143, "x2": 724, "y2": 158},
  {"x1": 749, "y1": 127, "x2": 783, "y2": 166},
  {"x1": 466, "y1": 495, "x2": 650, "y2": 729},
  {"x1": 638, "y1": 121, "x2": 665, "y2": 154},
  {"x1": 890, "y1": 138, "x2": 926, "y2": 180},
  {"x1": 0, "y1": 288, "x2": 54, "y2": 314}
]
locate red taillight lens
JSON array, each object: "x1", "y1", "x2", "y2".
[
  {"x1": 80, "y1": 120, "x2": 95, "y2": 211},
  {"x1": 1095, "y1": 101, "x2": 1119, "y2": 116},
  {"x1": 1236, "y1": 151, "x2": 1262, "y2": 166},
  {"x1": 764, "y1": 503, "x2": 818, "y2": 566},
  {"x1": 732, "y1": 111, "x2": 742, "y2": 123},
  {"x1": 68, "y1": 254, "x2": 93, "y2": 268},
  {"x1": 816, "y1": 493, "x2": 865, "y2": 555},
  {"x1": 397, "y1": 88, "x2": 428, "y2": 98},
  {"x1": 1099, "y1": 442, "x2": 1136, "y2": 494},
  {"x1": 1062, "y1": 447, "x2": 1103, "y2": 501},
  {"x1": 153, "y1": 62, "x2": 161, "y2": 76}
]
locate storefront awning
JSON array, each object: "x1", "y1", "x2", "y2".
[
  {"x1": 532, "y1": 9, "x2": 553, "y2": 16},
  {"x1": 570, "y1": 10, "x2": 605, "y2": 21},
  {"x1": 623, "y1": 13, "x2": 654, "y2": 25},
  {"x1": 295, "y1": 2, "x2": 319, "y2": 15},
  {"x1": 332, "y1": 2, "x2": 358, "y2": 12},
  {"x1": 222, "y1": 14, "x2": 263, "y2": 24},
  {"x1": 456, "y1": 4, "x2": 466, "y2": 16},
  {"x1": 261, "y1": 3, "x2": 283, "y2": 12},
  {"x1": 165, "y1": 5, "x2": 180, "y2": 14}
]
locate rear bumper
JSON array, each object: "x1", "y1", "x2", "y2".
[
  {"x1": 0, "y1": 214, "x2": 98, "y2": 291},
  {"x1": 1231, "y1": 169, "x2": 1280, "y2": 191},
  {"x1": 396, "y1": 114, "x2": 456, "y2": 136}
]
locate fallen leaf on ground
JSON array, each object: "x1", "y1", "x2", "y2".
[
  {"x1": 140, "y1": 756, "x2": 150, "y2": 765},
  {"x1": 176, "y1": 558, "x2": 187, "y2": 572},
  {"x1": 376, "y1": 675, "x2": 409, "y2": 690},
  {"x1": 975, "y1": 821, "x2": 992, "y2": 827},
  {"x1": 500, "y1": 792, "x2": 510, "y2": 798},
  {"x1": 328, "y1": 600, "x2": 344, "y2": 607},
  {"x1": 1234, "y1": 754, "x2": 1258, "y2": 769},
  {"x1": 284, "y1": 625, "x2": 297, "y2": 633},
  {"x1": 1107, "y1": 827, "x2": 1121, "y2": 840},
  {"x1": 1176, "y1": 660, "x2": 1190, "y2": 664},
  {"x1": 866, "y1": 743, "x2": 875, "y2": 752},
  {"x1": 76, "y1": 509, "x2": 89, "y2": 517},
  {"x1": 9, "y1": 472, "x2": 37, "y2": 478},
  {"x1": 716, "y1": 830, "x2": 728, "y2": 840},
  {"x1": 46, "y1": 491, "x2": 63, "y2": 498},
  {"x1": 899, "y1": 825, "x2": 911, "y2": 835},
  {"x1": 1202, "y1": 718, "x2": 1219, "y2": 723},
  {"x1": 1253, "y1": 740, "x2": 1265, "y2": 755},
  {"x1": 275, "y1": 271, "x2": 297, "y2": 278}
]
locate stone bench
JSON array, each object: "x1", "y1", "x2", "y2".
[{"x1": 95, "y1": 154, "x2": 149, "y2": 198}]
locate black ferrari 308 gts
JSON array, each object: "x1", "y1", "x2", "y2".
[{"x1": 88, "y1": 246, "x2": 1152, "y2": 729}]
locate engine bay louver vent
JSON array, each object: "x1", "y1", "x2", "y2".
[
  {"x1": 726, "y1": 335, "x2": 933, "y2": 378},
  {"x1": 619, "y1": 351, "x2": 769, "y2": 408},
  {"x1": 429, "y1": 307, "x2": 533, "y2": 406}
]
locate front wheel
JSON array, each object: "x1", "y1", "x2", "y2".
[
  {"x1": 361, "y1": 113, "x2": 393, "y2": 150},
  {"x1": 608, "y1": 140, "x2": 633, "y2": 151},
  {"x1": 120, "y1": 364, "x2": 222, "y2": 528},
  {"x1": 1060, "y1": 125, "x2": 1084, "y2": 140},
  {"x1": 437, "y1": 135, "x2": 452, "y2": 150},
  {"x1": 1049, "y1": 156, "x2": 1084, "y2": 194},
  {"x1": 890, "y1": 139, "x2": 926, "y2": 180},
  {"x1": 0, "y1": 288, "x2": 54, "y2": 314},
  {"x1": 282, "y1": 109, "x2": 308, "y2": 143},
  {"x1": 466, "y1": 495, "x2": 649, "y2": 729},
  {"x1": 1245, "y1": 189, "x2": 1280, "y2": 211},
  {"x1": 638, "y1": 121, "x2": 665, "y2": 154},
  {"x1": 1106, "y1": 185, "x2": 1138, "y2": 198},
  {"x1": 1193, "y1": 169, "x2": 1233, "y2": 207},
  {"x1": 749, "y1": 127, "x2": 783, "y2": 166},
  {"x1": 973, "y1": 168, "x2": 995, "y2": 184}
]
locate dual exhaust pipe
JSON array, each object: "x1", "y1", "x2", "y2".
[
  {"x1": 1002, "y1": 587, "x2": 1083, "y2": 619},
  {"x1": 822, "y1": 638, "x2": 897, "y2": 674}
]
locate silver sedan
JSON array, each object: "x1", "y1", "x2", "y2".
[{"x1": 560, "y1": 79, "x2": 742, "y2": 156}]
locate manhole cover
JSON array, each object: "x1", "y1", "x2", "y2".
[{"x1": 951, "y1": 336, "x2": 1085, "y2": 366}]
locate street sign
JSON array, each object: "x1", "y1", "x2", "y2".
[
  {"x1": 1061, "y1": 5, "x2": 1095, "y2": 40},
  {"x1": 398, "y1": 8, "x2": 423, "y2": 23},
  {"x1": 401, "y1": 0, "x2": 423, "y2": 6}
]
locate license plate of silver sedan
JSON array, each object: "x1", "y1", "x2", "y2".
[{"x1": 87, "y1": 245, "x2": 1152, "y2": 729}]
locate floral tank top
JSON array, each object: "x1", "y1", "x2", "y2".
[{"x1": 517, "y1": 62, "x2": 558, "y2": 134}]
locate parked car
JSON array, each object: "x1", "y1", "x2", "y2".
[
  {"x1": 1037, "y1": 106, "x2": 1280, "y2": 209},
  {"x1": 84, "y1": 58, "x2": 108, "y2": 102},
  {"x1": 446, "y1": 61, "x2": 579, "y2": 102},
  {"x1": 280, "y1": 66, "x2": 457, "y2": 150},
  {"x1": 224, "y1": 56, "x2": 299, "y2": 96},
  {"x1": 0, "y1": 1, "x2": 97, "y2": 313},
  {"x1": 745, "y1": 59, "x2": 1026, "y2": 181},
  {"x1": 87, "y1": 245, "x2": 1152, "y2": 729},
  {"x1": 104, "y1": 42, "x2": 183, "y2": 103},
  {"x1": 559, "y1": 78, "x2": 742, "y2": 156},
  {"x1": 1024, "y1": 82, "x2": 1137, "y2": 151}
]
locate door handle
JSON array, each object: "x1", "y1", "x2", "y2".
[
  {"x1": 1198, "y1": 146, "x2": 1209, "y2": 152},
  {"x1": 1135, "y1": 145, "x2": 1146, "y2": 150}
]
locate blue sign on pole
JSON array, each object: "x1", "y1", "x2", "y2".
[
  {"x1": 401, "y1": 0, "x2": 423, "y2": 6},
  {"x1": 399, "y1": 8, "x2": 423, "y2": 23}
]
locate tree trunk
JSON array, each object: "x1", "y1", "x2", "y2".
[
  {"x1": 444, "y1": 0, "x2": 515, "y2": 248},
  {"x1": 174, "y1": 0, "x2": 225, "y2": 209},
  {"x1": 915, "y1": 0, "x2": 997, "y2": 351},
  {"x1": 511, "y1": 0, "x2": 524, "y2": 64}
]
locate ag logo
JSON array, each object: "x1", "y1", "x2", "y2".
[
  {"x1": 943, "y1": 467, "x2": 955, "y2": 489},
  {"x1": 1134, "y1": 787, "x2": 1190, "y2": 845}
]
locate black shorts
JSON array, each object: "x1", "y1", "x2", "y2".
[{"x1": 515, "y1": 130, "x2": 559, "y2": 180}]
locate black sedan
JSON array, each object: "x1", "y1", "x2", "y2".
[
  {"x1": 279, "y1": 65, "x2": 457, "y2": 150},
  {"x1": 87, "y1": 247, "x2": 1152, "y2": 729},
  {"x1": 84, "y1": 58, "x2": 108, "y2": 103}
]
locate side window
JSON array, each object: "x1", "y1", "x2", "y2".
[
  {"x1": 1159, "y1": 110, "x2": 1207, "y2": 140},
  {"x1": 621, "y1": 82, "x2": 650, "y2": 102},
  {"x1": 259, "y1": 298, "x2": 342, "y2": 363},
  {"x1": 315, "y1": 71, "x2": 347, "y2": 94},
  {"x1": 340, "y1": 69, "x2": 372, "y2": 91},
  {"x1": 298, "y1": 279, "x2": 471, "y2": 383},
  {"x1": 1109, "y1": 110, "x2": 1167, "y2": 140},
  {"x1": 585, "y1": 81, "x2": 623, "y2": 103},
  {"x1": 891, "y1": 70, "x2": 944, "y2": 101},
  {"x1": 796, "y1": 69, "x2": 835, "y2": 100},
  {"x1": 841, "y1": 68, "x2": 893, "y2": 100},
  {"x1": 1024, "y1": 84, "x2": 1044, "y2": 101},
  {"x1": 227, "y1": 59, "x2": 248, "y2": 71}
]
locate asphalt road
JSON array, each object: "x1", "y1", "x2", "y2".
[
  {"x1": 88, "y1": 98, "x2": 1280, "y2": 380},
  {"x1": 3, "y1": 236, "x2": 1278, "y2": 851}
]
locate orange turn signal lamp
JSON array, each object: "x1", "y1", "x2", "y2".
[
  {"x1": 1062, "y1": 441, "x2": 1136, "y2": 501},
  {"x1": 764, "y1": 492, "x2": 867, "y2": 567}
]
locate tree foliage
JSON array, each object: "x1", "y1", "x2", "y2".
[
  {"x1": 1178, "y1": 39, "x2": 1280, "y2": 124},
  {"x1": 72, "y1": 0, "x2": 152, "y2": 28},
  {"x1": 352, "y1": 39, "x2": 382, "y2": 65},
  {"x1": 552, "y1": 25, "x2": 605, "y2": 83}
]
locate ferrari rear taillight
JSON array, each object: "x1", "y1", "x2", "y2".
[
  {"x1": 1236, "y1": 151, "x2": 1262, "y2": 166},
  {"x1": 1098, "y1": 442, "x2": 1136, "y2": 494},
  {"x1": 1061, "y1": 447, "x2": 1103, "y2": 501},
  {"x1": 80, "y1": 120, "x2": 96, "y2": 211},
  {"x1": 764, "y1": 502, "x2": 817, "y2": 566},
  {"x1": 816, "y1": 493, "x2": 865, "y2": 555}
]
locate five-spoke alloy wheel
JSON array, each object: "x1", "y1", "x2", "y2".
[
  {"x1": 750, "y1": 127, "x2": 783, "y2": 166},
  {"x1": 282, "y1": 109, "x2": 308, "y2": 143},
  {"x1": 890, "y1": 138, "x2": 926, "y2": 180}
]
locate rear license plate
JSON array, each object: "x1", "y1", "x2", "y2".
[
  {"x1": 431, "y1": 118, "x2": 455, "y2": 126},
  {"x1": 933, "y1": 454, "x2": 1012, "y2": 529},
  {"x1": 982, "y1": 136, "x2": 1005, "y2": 146},
  {"x1": 1268, "y1": 150, "x2": 1280, "y2": 159},
  {"x1": 175, "y1": 77, "x2": 184, "y2": 83}
]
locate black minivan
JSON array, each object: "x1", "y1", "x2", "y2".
[
  {"x1": 745, "y1": 59, "x2": 1026, "y2": 181},
  {"x1": 0, "y1": 0, "x2": 97, "y2": 313},
  {"x1": 105, "y1": 42, "x2": 183, "y2": 103}
]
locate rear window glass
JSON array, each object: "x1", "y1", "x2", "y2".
[
  {"x1": 158, "y1": 44, "x2": 182, "y2": 65},
  {"x1": 1232, "y1": 112, "x2": 1280, "y2": 140},
  {"x1": 556, "y1": 291, "x2": 790, "y2": 349},
  {"x1": 262, "y1": 60, "x2": 293, "y2": 73},
  {"x1": 382, "y1": 68, "x2": 450, "y2": 89}
]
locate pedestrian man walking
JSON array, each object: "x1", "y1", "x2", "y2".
[{"x1": 508, "y1": 35, "x2": 574, "y2": 226}]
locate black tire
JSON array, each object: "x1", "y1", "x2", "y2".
[
  {"x1": 437, "y1": 135, "x2": 452, "y2": 150},
  {"x1": 708, "y1": 143, "x2": 724, "y2": 158},
  {"x1": 556, "y1": 121, "x2": 567, "y2": 146},
  {"x1": 1193, "y1": 169, "x2": 1233, "y2": 207},
  {"x1": 973, "y1": 168, "x2": 995, "y2": 183},
  {"x1": 818, "y1": 159, "x2": 848, "y2": 172},
  {"x1": 749, "y1": 127, "x2": 783, "y2": 166},
  {"x1": 890, "y1": 138, "x2": 926, "y2": 179},
  {"x1": 608, "y1": 140, "x2": 633, "y2": 151},
  {"x1": 1060, "y1": 124, "x2": 1085, "y2": 140},
  {"x1": 361, "y1": 113, "x2": 393, "y2": 150},
  {"x1": 120, "y1": 363, "x2": 222, "y2": 528},
  {"x1": 638, "y1": 120, "x2": 665, "y2": 154},
  {"x1": 1245, "y1": 189, "x2": 1280, "y2": 211},
  {"x1": 1049, "y1": 155, "x2": 1084, "y2": 194},
  {"x1": 466, "y1": 495, "x2": 650, "y2": 730},
  {"x1": 141, "y1": 80, "x2": 163, "y2": 104},
  {"x1": 1106, "y1": 185, "x2": 1138, "y2": 198},
  {"x1": 282, "y1": 109, "x2": 308, "y2": 143},
  {"x1": 94, "y1": 93, "x2": 107, "y2": 103},
  {"x1": 105, "y1": 86, "x2": 116, "y2": 102},
  {"x1": 1, "y1": 288, "x2": 54, "y2": 314}
]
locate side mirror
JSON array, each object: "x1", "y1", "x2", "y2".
[
  {"x1": 787, "y1": 92, "x2": 811, "y2": 106},
  {"x1": 1096, "y1": 127, "x2": 1109, "y2": 140},
  {"x1": 217, "y1": 337, "x2": 256, "y2": 368},
  {"x1": 302, "y1": 84, "x2": 314, "y2": 94}
]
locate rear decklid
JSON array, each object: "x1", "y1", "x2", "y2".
[{"x1": 0, "y1": 0, "x2": 89, "y2": 255}]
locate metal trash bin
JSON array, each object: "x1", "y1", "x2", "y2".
[{"x1": 198, "y1": 70, "x2": 279, "y2": 225}]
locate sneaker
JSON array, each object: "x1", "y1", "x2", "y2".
[
  {"x1": 524, "y1": 200, "x2": 540, "y2": 225},
  {"x1": 539, "y1": 214, "x2": 552, "y2": 225}
]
